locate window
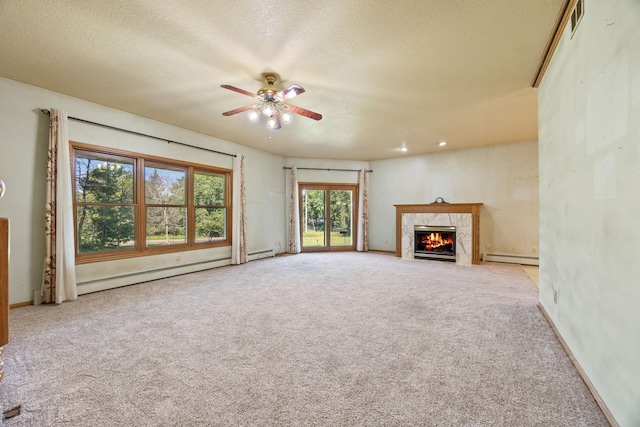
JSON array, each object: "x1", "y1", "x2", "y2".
[
  {"x1": 570, "y1": 0, "x2": 584, "y2": 37},
  {"x1": 75, "y1": 152, "x2": 136, "y2": 254},
  {"x1": 73, "y1": 143, "x2": 231, "y2": 263},
  {"x1": 194, "y1": 171, "x2": 227, "y2": 242},
  {"x1": 299, "y1": 183, "x2": 357, "y2": 252},
  {"x1": 144, "y1": 164, "x2": 187, "y2": 247}
]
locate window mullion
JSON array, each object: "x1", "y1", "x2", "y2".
[
  {"x1": 187, "y1": 167, "x2": 195, "y2": 246},
  {"x1": 137, "y1": 158, "x2": 145, "y2": 252}
]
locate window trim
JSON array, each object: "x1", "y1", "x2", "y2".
[{"x1": 72, "y1": 142, "x2": 232, "y2": 264}]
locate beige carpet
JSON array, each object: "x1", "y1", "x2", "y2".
[
  {"x1": 522, "y1": 265, "x2": 540, "y2": 288},
  {"x1": 1, "y1": 252, "x2": 606, "y2": 426}
]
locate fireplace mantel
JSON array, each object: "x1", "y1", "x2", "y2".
[{"x1": 394, "y1": 203, "x2": 483, "y2": 264}]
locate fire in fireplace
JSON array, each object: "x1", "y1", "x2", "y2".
[{"x1": 414, "y1": 225, "x2": 456, "y2": 261}]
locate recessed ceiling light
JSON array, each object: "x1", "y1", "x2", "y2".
[
  {"x1": 400, "y1": 146, "x2": 408, "y2": 152},
  {"x1": 438, "y1": 141, "x2": 447, "y2": 147}
]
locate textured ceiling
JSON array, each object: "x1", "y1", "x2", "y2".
[{"x1": 0, "y1": 0, "x2": 562, "y2": 160}]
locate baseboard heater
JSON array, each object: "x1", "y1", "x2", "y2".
[
  {"x1": 484, "y1": 253, "x2": 539, "y2": 266},
  {"x1": 248, "y1": 249, "x2": 275, "y2": 261}
]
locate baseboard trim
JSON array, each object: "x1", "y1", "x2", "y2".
[
  {"x1": 247, "y1": 249, "x2": 275, "y2": 261},
  {"x1": 274, "y1": 250, "x2": 395, "y2": 256},
  {"x1": 537, "y1": 303, "x2": 618, "y2": 427},
  {"x1": 10, "y1": 301, "x2": 32, "y2": 309},
  {"x1": 485, "y1": 253, "x2": 539, "y2": 266}
]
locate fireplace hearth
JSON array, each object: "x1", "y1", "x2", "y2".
[{"x1": 414, "y1": 225, "x2": 456, "y2": 262}]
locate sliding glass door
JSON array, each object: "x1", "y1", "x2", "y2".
[{"x1": 300, "y1": 184, "x2": 357, "y2": 252}]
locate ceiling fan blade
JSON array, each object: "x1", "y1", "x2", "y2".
[
  {"x1": 279, "y1": 84, "x2": 305, "y2": 100},
  {"x1": 284, "y1": 104, "x2": 322, "y2": 121},
  {"x1": 222, "y1": 104, "x2": 259, "y2": 116},
  {"x1": 220, "y1": 85, "x2": 258, "y2": 99}
]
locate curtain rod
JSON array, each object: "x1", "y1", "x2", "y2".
[
  {"x1": 283, "y1": 167, "x2": 372, "y2": 173},
  {"x1": 41, "y1": 109, "x2": 236, "y2": 158}
]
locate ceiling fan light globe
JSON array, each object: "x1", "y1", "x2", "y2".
[
  {"x1": 268, "y1": 118, "x2": 276, "y2": 128},
  {"x1": 263, "y1": 105, "x2": 273, "y2": 116},
  {"x1": 249, "y1": 111, "x2": 259, "y2": 122},
  {"x1": 282, "y1": 113, "x2": 292, "y2": 124}
]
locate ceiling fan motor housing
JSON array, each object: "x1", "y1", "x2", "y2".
[{"x1": 257, "y1": 73, "x2": 281, "y2": 102}]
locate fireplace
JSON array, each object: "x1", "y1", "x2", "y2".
[
  {"x1": 395, "y1": 203, "x2": 482, "y2": 265},
  {"x1": 414, "y1": 225, "x2": 456, "y2": 262}
]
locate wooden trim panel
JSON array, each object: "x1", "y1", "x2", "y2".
[
  {"x1": 1, "y1": 218, "x2": 8, "y2": 346},
  {"x1": 10, "y1": 301, "x2": 32, "y2": 309},
  {"x1": 531, "y1": 0, "x2": 576, "y2": 88},
  {"x1": 394, "y1": 203, "x2": 483, "y2": 264}
]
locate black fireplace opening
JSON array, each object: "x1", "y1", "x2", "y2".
[{"x1": 414, "y1": 225, "x2": 456, "y2": 262}]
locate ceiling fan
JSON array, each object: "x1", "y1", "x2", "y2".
[{"x1": 221, "y1": 73, "x2": 322, "y2": 130}]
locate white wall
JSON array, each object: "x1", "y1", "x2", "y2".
[
  {"x1": 284, "y1": 158, "x2": 370, "y2": 185},
  {"x1": 368, "y1": 141, "x2": 539, "y2": 256},
  {"x1": 538, "y1": 1, "x2": 640, "y2": 425},
  {"x1": 0, "y1": 77, "x2": 285, "y2": 304}
]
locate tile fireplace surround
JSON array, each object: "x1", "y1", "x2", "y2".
[{"x1": 394, "y1": 203, "x2": 482, "y2": 265}]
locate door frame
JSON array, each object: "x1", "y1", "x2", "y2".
[{"x1": 298, "y1": 182, "x2": 358, "y2": 252}]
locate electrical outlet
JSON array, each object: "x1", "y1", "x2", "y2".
[
  {"x1": 383, "y1": 240, "x2": 388, "y2": 244},
  {"x1": 532, "y1": 246, "x2": 538, "y2": 254},
  {"x1": 175, "y1": 254, "x2": 180, "y2": 261},
  {"x1": 486, "y1": 244, "x2": 491, "y2": 250}
]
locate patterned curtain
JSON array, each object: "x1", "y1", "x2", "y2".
[
  {"x1": 42, "y1": 109, "x2": 78, "y2": 304},
  {"x1": 357, "y1": 169, "x2": 369, "y2": 252},
  {"x1": 288, "y1": 166, "x2": 301, "y2": 254},
  {"x1": 231, "y1": 155, "x2": 247, "y2": 265}
]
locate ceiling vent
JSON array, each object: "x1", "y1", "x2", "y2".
[{"x1": 570, "y1": 0, "x2": 584, "y2": 37}]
